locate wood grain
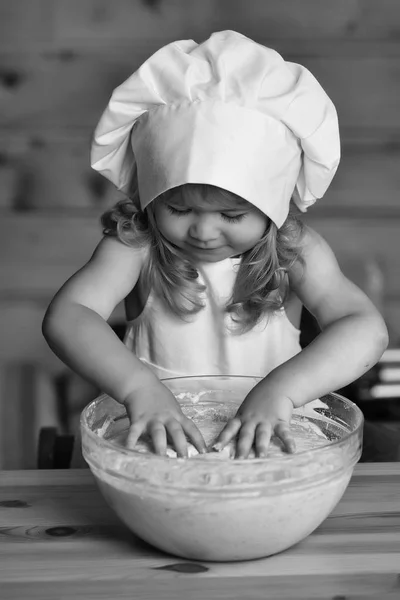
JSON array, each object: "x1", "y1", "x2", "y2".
[
  {"x1": 2, "y1": 133, "x2": 400, "y2": 210},
  {"x1": 0, "y1": 365, "x2": 61, "y2": 469},
  {"x1": 2, "y1": 49, "x2": 400, "y2": 131},
  {"x1": 1, "y1": 211, "x2": 399, "y2": 295},
  {"x1": 0, "y1": 465, "x2": 399, "y2": 599},
  {"x1": 45, "y1": 0, "x2": 400, "y2": 46},
  {"x1": 0, "y1": 0, "x2": 54, "y2": 51},
  {"x1": 2, "y1": 0, "x2": 400, "y2": 55}
]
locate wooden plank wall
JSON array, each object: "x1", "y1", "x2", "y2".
[{"x1": 1, "y1": 0, "x2": 400, "y2": 467}]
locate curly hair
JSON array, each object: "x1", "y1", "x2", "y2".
[{"x1": 101, "y1": 183, "x2": 305, "y2": 333}]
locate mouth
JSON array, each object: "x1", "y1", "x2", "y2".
[{"x1": 188, "y1": 243, "x2": 221, "y2": 251}]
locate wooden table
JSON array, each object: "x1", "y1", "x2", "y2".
[{"x1": 0, "y1": 465, "x2": 399, "y2": 599}]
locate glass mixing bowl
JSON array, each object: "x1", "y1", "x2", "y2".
[{"x1": 81, "y1": 375, "x2": 363, "y2": 562}]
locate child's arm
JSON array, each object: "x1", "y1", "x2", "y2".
[
  {"x1": 277, "y1": 226, "x2": 389, "y2": 401},
  {"x1": 42, "y1": 236, "x2": 206, "y2": 457},
  {"x1": 215, "y1": 226, "x2": 389, "y2": 459}
]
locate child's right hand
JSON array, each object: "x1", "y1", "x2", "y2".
[{"x1": 123, "y1": 382, "x2": 207, "y2": 458}]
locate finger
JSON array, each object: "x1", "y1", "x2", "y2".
[
  {"x1": 275, "y1": 421, "x2": 296, "y2": 453},
  {"x1": 166, "y1": 421, "x2": 188, "y2": 458},
  {"x1": 149, "y1": 421, "x2": 168, "y2": 456},
  {"x1": 126, "y1": 421, "x2": 145, "y2": 450},
  {"x1": 255, "y1": 422, "x2": 273, "y2": 458},
  {"x1": 181, "y1": 418, "x2": 207, "y2": 454},
  {"x1": 212, "y1": 418, "x2": 242, "y2": 451},
  {"x1": 235, "y1": 422, "x2": 257, "y2": 459}
]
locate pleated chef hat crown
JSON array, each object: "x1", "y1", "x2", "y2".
[{"x1": 91, "y1": 30, "x2": 340, "y2": 228}]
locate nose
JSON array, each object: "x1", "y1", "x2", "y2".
[{"x1": 189, "y1": 214, "x2": 220, "y2": 244}]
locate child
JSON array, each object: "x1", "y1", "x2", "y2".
[{"x1": 43, "y1": 31, "x2": 388, "y2": 460}]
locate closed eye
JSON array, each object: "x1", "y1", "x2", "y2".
[
  {"x1": 165, "y1": 205, "x2": 191, "y2": 216},
  {"x1": 165, "y1": 204, "x2": 247, "y2": 223},
  {"x1": 221, "y1": 213, "x2": 247, "y2": 223}
]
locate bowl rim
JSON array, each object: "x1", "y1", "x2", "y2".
[{"x1": 80, "y1": 374, "x2": 364, "y2": 465}]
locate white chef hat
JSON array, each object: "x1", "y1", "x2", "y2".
[{"x1": 91, "y1": 30, "x2": 340, "y2": 228}]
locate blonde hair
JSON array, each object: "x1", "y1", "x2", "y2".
[{"x1": 101, "y1": 183, "x2": 305, "y2": 333}]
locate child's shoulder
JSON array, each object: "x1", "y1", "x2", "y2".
[
  {"x1": 288, "y1": 223, "x2": 342, "y2": 290},
  {"x1": 292, "y1": 224, "x2": 336, "y2": 265},
  {"x1": 81, "y1": 235, "x2": 150, "y2": 297},
  {"x1": 46, "y1": 236, "x2": 151, "y2": 320},
  {"x1": 92, "y1": 235, "x2": 150, "y2": 267},
  {"x1": 296, "y1": 224, "x2": 325, "y2": 253}
]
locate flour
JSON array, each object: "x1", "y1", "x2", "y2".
[{"x1": 110, "y1": 397, "x2": 332, "y2": 459}]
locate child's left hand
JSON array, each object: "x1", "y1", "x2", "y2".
[{"x1": 213, "y1": 383, "x2": 296, "y2": 459}]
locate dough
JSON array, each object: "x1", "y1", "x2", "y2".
[
  {"x1": 134, "y1": 437, "x2": 252, "y2": 459},
  {"x1": 109, "y1": 398, "x2": 330, "y2": 459},
  {"x1": 133, "y1": 415, "x2": 327, "y2": 459}
]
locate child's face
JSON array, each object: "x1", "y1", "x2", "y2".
[{"x1": 153, "y1": 186, "x2": 268, "y2": 262}]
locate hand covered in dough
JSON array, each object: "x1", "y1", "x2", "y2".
[
  {"x1": 212, "y1": 381, "x2": 296, "y2": 459},
  {"x1": 123, "y1": 381, "x2": 207, "y2": 458}
]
